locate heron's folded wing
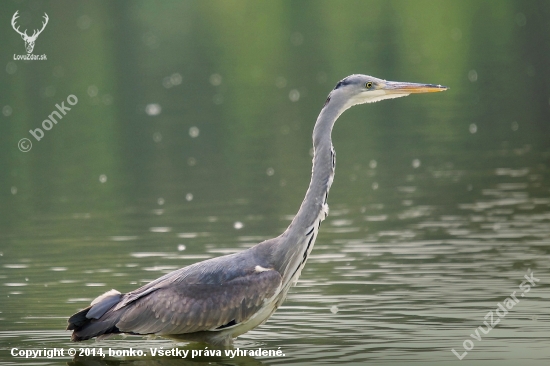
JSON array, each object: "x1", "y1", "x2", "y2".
[{"x1": 115, "y1": 269, "x2": 282, "y2": 335}]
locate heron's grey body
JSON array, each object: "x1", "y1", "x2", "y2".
[{"x1": 68, "y1": 74, "x2": 447, "y2": 346}]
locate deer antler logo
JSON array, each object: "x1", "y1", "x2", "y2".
[{"x1": 11, "y1": 11, "x2": 49, "y2": 54}]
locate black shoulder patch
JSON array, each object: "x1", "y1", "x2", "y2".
[
  {"x1": 216, "y1": 319, "x2": 237, "y2": 329},
  {"x1": 334, "y1": 77, "x2": 351, "y2": 90}
]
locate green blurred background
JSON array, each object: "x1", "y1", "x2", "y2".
[{"x1": 0, "y1": 1, "x2": 549, "y2": 365}]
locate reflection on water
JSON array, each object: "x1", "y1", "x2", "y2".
[
  {"x1": 1, "y1": 0, "x2": 550, "y2": 365},
  {"x1": 1, "y1": 145, "x2": 548, "y2": 365}
]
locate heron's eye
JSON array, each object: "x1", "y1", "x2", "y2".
[{"x1": 365, "y1": 82, "x2": 373, "y2": 89}]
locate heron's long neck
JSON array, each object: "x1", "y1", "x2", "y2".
[
  {"x1": 291, "y1": 106, "x2": 340, "y2": 229},
  {"x1": 274, "y1": 95, "x2": 347, "y2": 277}
]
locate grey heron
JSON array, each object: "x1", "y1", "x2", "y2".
[{"x1": 67, "y1": 74, "x2": 447, "y2": 346}]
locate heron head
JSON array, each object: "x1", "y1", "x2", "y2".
[{"x1": 329, "y1": 74, "x2": 448, "y2": 110}]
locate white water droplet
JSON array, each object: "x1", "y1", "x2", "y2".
[
  {"x1": 189, "y1": 127, "x2": 200, "y2": 138},
  {"x1": 330, "y1": 305, "x2": 339, "y2": 314},
  {"x1": 99, "y1": 174, "x2": 107, "y2": 183},
  {"x1": 87, "y1": 85, "x2": 98, "y2": 97},
  {"x1": 515, "y1": 12, "x2": 526, "y2": 27},
  {"x1": 209, "y1": 73, "x2": 222, "y2": 86},
  {"x1": 157, "y1": 198, "x2": 165, "y2": 205},
  {"x1": 170, "y1": 73, "x2": 182, "y2": 85},
  {"x1": 233, "y1": 221, "x2": 244, "y2": 230},
  {"x1": 145, "y1": 104, "x2": 161, "y2": 116},
  {"x1": 412, "y1": 159, "x2": 421, "y2": 168},
  {"x1": 2, "y1": 105, "x2": 13, "y2": 116},
  {"x1": 275, "y1": 76, "x2": 287, "y2": 88},
  {"x1": 162, "y1": 77, "x2": 173, "y2": 89},
  {"x1": 369, "y1": 160, "x2": 377, "y2": 169},
  {"x1": 266, "y1": 168, "x2": 274, "y2": 176},
  {"x1": 289, "y1": 89, "x2": 300, "y2": 102},
  {"x1": 77, "y1": 15, "x2": 92, "y2": 30},
  {"x1": 177, "y1": 244, "x2": 186, "y2": 251},
  {"x1": 186, "y1": 193, "x2": 193, "y2": 201},
  {"x1": 6, "y1": 62, "x2": 17, "y2": 75},
  {"x1": 469, "y1": 123, "x2": 478, "y2": 134},
  {"x1": 11, "y1": 186, "x2": 17, "y2": 195}
]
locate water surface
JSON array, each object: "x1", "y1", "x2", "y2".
[{"x1": 1, "y1": 1, "x2": 549, "y2": 365}]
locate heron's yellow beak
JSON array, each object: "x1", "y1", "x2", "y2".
[{"x1": 383, "y1": 81, "x2": 448, "y2": 94}]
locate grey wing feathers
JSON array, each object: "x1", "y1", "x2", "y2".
[
  {"x1": 67, "y1": 290, "x2": 122, "y2": 331},
  {"x1": 113, "y1": 248, "x2": 270, "y2": 311},
  {"x1": 116, "y1": 269, "x2": 281, "y2": 335}
]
